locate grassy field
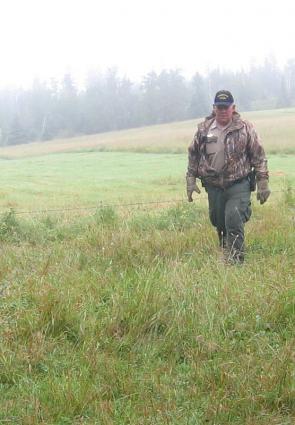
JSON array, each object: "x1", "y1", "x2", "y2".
[
  {"x1": 0, "y1": 109, "x2": 294, "y2": 424},
  {"x1": 0, "y1": 108, "x2": 295, "y2": 159},
  {"x1": 0, "y1": 152, "x2": 293, "y2": 211}
]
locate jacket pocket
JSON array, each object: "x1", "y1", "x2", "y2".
[{"x1": 239, "y1": 198, "x2": 252, "y2": 223}]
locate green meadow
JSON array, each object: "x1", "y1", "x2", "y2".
[
  {"x1": 0, "y1": 153, "x2": 293, "y2": 211},
  {"x1": 0, "y1": 109, "x2": 294, "y2": 424}
]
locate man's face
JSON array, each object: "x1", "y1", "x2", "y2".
[{"x1": 214, "y1": 104, "x2": 235, "y2": 126}]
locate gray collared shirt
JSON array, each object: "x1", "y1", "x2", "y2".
[{"x1": 205, "y1": 119, "x2": 232, "y2": 173}]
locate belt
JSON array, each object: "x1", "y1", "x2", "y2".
[
  {"x1": 203, "y1": 176, "x2": 248, "y2": 191},
  {"x1": 224, "y1": 176, "x2": 248, "y2": 189}
]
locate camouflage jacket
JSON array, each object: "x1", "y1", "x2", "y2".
[{"x1": 187, "y1": 112, "x2": 269, "y2": 188}]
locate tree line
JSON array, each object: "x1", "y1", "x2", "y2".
[{"x1": 1, "y1": 58, "x2": 295, "y2": 146}]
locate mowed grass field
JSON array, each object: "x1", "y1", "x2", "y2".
[
  {"x1": 0, "y1": 109, "x2": 294, "y2": 424},
  {"x1": 0, "y1": 152, "x2": 293, "y2": 211}
]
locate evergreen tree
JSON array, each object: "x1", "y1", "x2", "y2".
[{"x1": 0, "y1": 61, "x2": 293, "y2": 147}]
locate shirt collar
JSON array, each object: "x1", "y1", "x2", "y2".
[{"x1": 211, "y1": 119, "x2": 233, "y2": 131}]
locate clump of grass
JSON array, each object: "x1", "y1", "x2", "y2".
[
  {"x1": 283, "y1": 181, "x2": 295, "y2": 207},
  {"x1": 0, "y1": 209, "x2": 22, "y2": 242},
  {"x1": 130, "y1": 202, "x2": 201, "y2": 231},
  {"x1": 93, "y1": 205, "x2": 118, "y2": 226}
]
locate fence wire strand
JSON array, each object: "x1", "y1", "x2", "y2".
[{"x1": 0, "y1": 189, "x2": 292, "y2": 216}]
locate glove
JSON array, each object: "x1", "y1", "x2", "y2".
[
  {"x1": 256, "y1": 179, "x2": 271, "y2": 204},
  {"x1": 186, "y1": 175, "x2": 201, "y2": 202}
]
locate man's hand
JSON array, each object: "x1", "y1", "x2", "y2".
[
  {"x1": 186, "y1": 175, "x2": 201, "y2": 202},
  {"x1": 257, "y1": 179, "x2": 271, "y2": 204}
]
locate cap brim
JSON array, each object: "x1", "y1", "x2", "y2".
[{"x1": 214, "y1": 101, "x2": 233, "y2": 106}]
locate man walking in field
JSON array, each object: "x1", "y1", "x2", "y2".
[{"x1": 186, "y1": 90, "x2": 270, "y2": 263}]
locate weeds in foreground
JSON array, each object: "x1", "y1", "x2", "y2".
[
  {"x1": 283, "y1": 181, "x2": 295, "y2": 207},
  {"x1": 0, "y1": 202, "x2": 294, "y2": 424}
]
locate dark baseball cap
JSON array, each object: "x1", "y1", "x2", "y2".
[{"x1": 214, "y1": 90, "x2": 234, "y2": 106}]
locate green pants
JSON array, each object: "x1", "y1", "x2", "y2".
[{"x1": 206, "y1": 178, "x2": 252, "y2": 260}]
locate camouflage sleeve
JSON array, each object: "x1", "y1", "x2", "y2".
[
  {"x1": 187, "y1": 129, "x2": 200, "y2": 177},
  {"x1": 246, "y1": 122, "x2": 269, "y2": 181}
]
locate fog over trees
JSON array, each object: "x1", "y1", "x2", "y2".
[{"x1": 1, "y1": 58, "x2": 295, "y2": 146}]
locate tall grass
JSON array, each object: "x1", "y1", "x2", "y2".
[{"x1": 0, "y1": 195, "x2": 294, "y2": 423}]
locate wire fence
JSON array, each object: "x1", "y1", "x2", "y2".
[{"x1": 0, "y1": 189, "x2": 293, "y2": 217}]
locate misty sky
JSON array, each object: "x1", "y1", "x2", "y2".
[{"x1": 1, "y1": 0, "x2": 295, "y2": 88}]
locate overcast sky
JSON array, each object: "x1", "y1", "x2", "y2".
[{"x1": 1, "y1": 0, "x2": 295, "y2": 88}]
